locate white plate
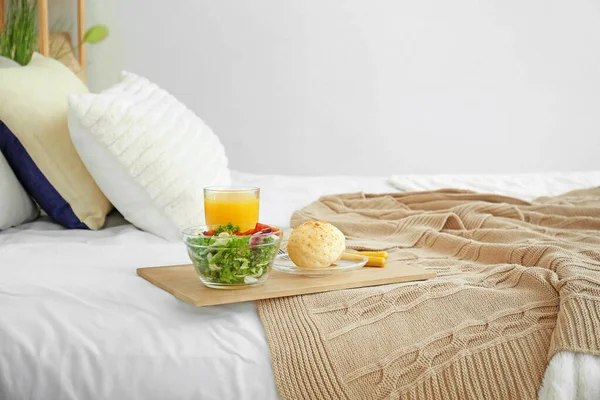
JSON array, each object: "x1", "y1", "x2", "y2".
[{"x1": 272, "y1": 253, "x2": 368, "y2": 277}]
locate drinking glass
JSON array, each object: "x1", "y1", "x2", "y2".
[{"x1": 203, "y1": 187, "x2": 260, "y2": 231}]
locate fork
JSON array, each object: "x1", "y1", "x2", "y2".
[{"x1": 277, "y1": 248, "x2": 290, "y2": 259}]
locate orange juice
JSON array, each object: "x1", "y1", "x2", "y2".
[{"x1": 204, "y1": 190, "x2": 259, "y2": 231}]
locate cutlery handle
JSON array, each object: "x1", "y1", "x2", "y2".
[
  {"x1": 348, "y1": 251, "x2": 388, "y2": 259},
  {"x1": 341, "y1": 253, "x2": 366, "y2": 261},
  {"x1": 341, "y1": 252, "x2": 388, "y2": 268}
]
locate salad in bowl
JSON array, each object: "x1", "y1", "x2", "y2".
[{"x1": 182, "y1": 222, "x2": 282, "y2": 289}]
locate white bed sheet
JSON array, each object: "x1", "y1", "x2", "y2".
[
  {"x1": 0, "y1": 172, "x2": 394, "y2": 400},
  {"x1": 1, "y1": 170, "x2": 598, "y2": 400},
  {"x1": 389, "y1": 170, "x2": 600, "y2": 200}
]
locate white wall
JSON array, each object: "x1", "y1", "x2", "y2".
[{"x1": 75, "y1": 1, "x2": 600, "y2": 175}]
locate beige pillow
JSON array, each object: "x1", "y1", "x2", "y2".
[{"x1": 0, "y1": 53, "x2": 111, "y2": 229}]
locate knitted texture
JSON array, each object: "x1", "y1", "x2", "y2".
[
  {"x1": 257, "y1": 188, "x2": 600, "y2": 400},
  {"x1": 68, "y1": 72, "x2": 230, "y2": 240}
]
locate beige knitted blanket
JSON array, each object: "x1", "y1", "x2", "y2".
[{"x1": 257, "y1": 188, "x2": 600, "y2": 400}]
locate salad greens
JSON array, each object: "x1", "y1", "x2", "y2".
[
  {"x1": 186, "y1": 224, "x2": 280, "y2": 285},
  {"x1": 213, "y1": 222, "x2": 240, "y2": 236}
]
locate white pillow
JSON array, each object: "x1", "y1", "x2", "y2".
[
  {"x1": 68, "y1": 72, "x2": 231, "y2": 241},
  {"x1": 0, "y1": 152, "x2": 38, "y2": 230}
]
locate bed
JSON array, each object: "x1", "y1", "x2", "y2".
[{"x1": 1, "y1": 170, "x2": 599, "y2": 400}]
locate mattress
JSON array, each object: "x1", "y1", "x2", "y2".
[{"x1": 0, "y1": 170, "x2": 598, "y2": 400}]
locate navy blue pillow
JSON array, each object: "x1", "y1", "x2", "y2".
[{"x1": 0, "y1": 120, "x2": 87, "y2": 229}]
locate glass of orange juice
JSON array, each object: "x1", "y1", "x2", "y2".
[{"x1": 203, "y1": 187, "x2": 260, "y2": 231}]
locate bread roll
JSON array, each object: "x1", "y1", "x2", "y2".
[{"x1": 287, "y1": 221, "x2": 346, "y2": 268}]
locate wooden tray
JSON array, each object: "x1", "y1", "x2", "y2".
[{"x1": 137, "y1": 263, "x2": 435, "y2": 307}]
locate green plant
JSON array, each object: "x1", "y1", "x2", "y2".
[
  {"x1": 53, "y1": 24, "x2": 110, "y2": 59},
  {"x1": 0, "y1": 0, "x2": 37, "y2": 66},
  {"x1": 83, "y1": 24, "x2": 109, "y2": 44},
  {"x1": 0, "y1": 0, "x2": 109, "y2": 67}
]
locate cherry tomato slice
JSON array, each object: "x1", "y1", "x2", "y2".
[{"x1": 255, "y1": 223, "x2": 272, "y2": 231}]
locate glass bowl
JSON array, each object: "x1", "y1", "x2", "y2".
[{"x1": 182, "y1": 225, "x2": 282, "y2": 289}]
